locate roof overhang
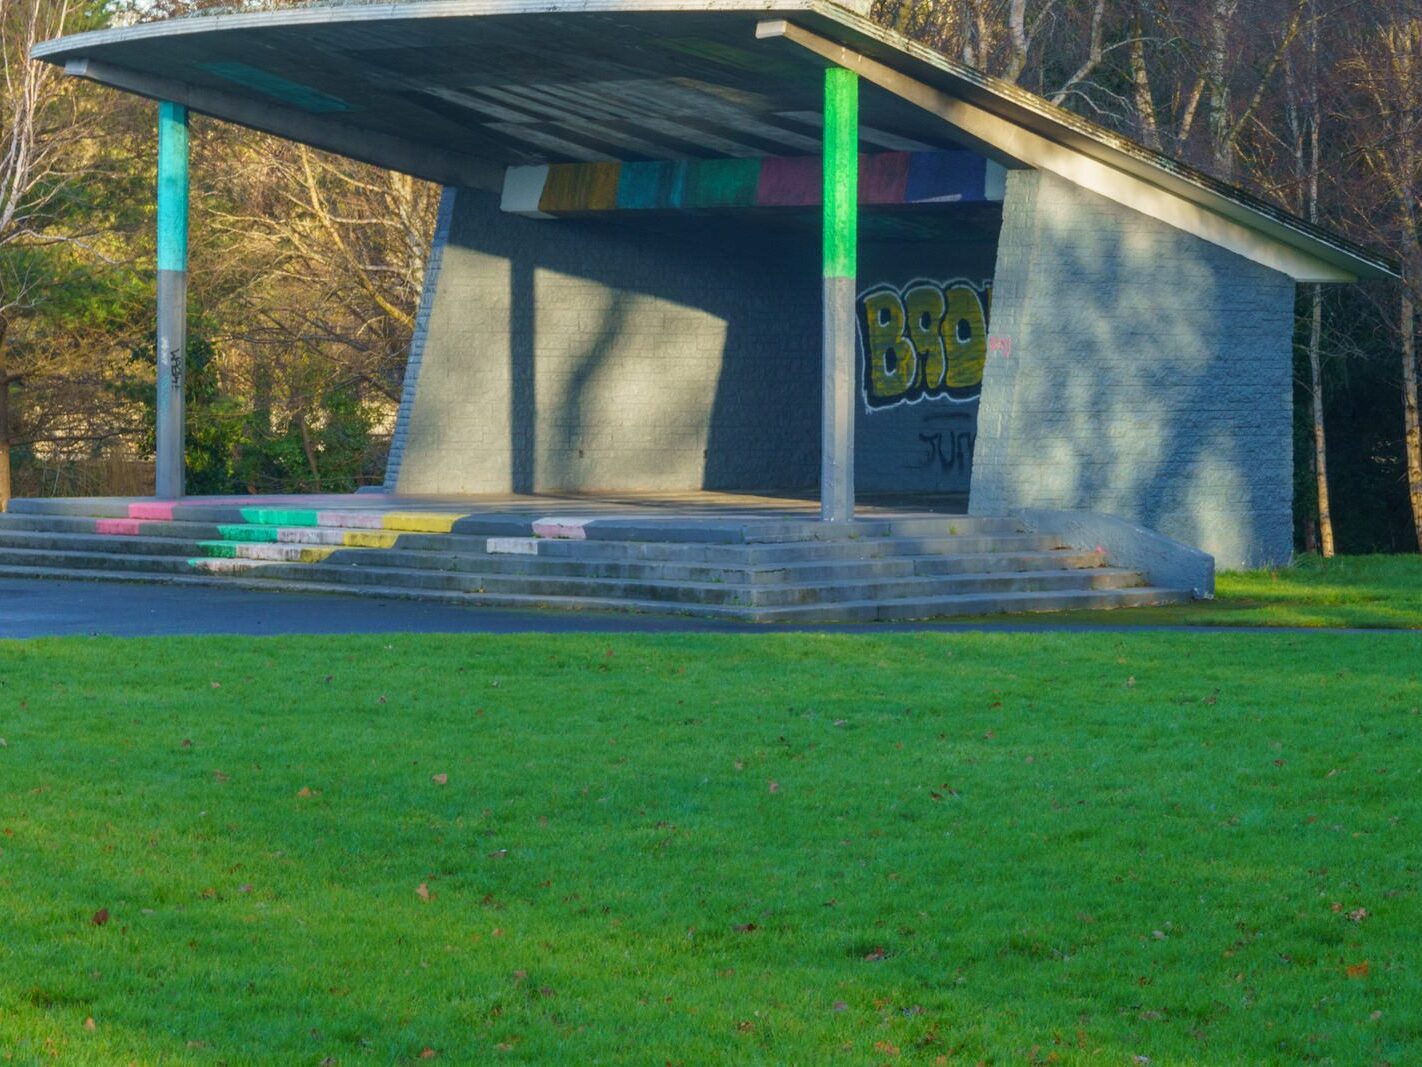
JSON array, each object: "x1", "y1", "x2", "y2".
[{"x1": 33, "y1": 0, "x2": 1396, "y2": 283}]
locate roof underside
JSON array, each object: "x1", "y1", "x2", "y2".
[
  {"x1": 33, "y1": 0, "x2": 1395, "y2": 281},
  {"x1": 46, "y1": 3, "x2": 971, "y2": 167}
]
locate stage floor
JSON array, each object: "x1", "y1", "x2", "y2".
[{"x1": 9, "y1": 488, "x2": 969, "y2": 522}]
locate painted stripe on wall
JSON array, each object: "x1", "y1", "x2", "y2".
[
  {"x1": 500, "y1": 165, "x2": 552, "y2": 215},
  {"x1": 540, "y1": 162, "x2": 621, "y2": 213},
  {"x1": 502, "y1": 149, "x2": 999, "y2": 216},
  {"x1": 616, "y1": 160, "x2": 686, "y2": 209},
  {"x1": 683, "y1": 157, "x2": 761, "y2": 208}
]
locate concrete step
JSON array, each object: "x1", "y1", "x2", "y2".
[
  {"x1": 0, "y1": 544, "x2": 1140, "y2": 609},
  {"x1": 0, "y1": 525, "x2": 1090, "y2": 580},
  {"x1": 0, "y1": 528, "x2": 208, "y2": 557},
  {"x1": 186, "y1": 556, "x2": 1144, "y2": 607},
  {"x1": 2, "y1": 498, "x2": 1023, "y2": 544},
  {"x1": 0, "y1": 516, "x2": 1067, "y2": 565},
  {"x1": 0, "y1": 530, "x2": 1109, "y2": 590},
  {"x1": 0, "y1": 560, "x2": 1191, "y2": 624},
  {"x1": 197, "y1": 541, "x2": 1105, "y2": 585},
  {"x1": 749, "y1": 585, "x2": 1194, "y2": 622},
  {"x1": 742, "y1": 568, "x2": 1144, "y2": 607}
]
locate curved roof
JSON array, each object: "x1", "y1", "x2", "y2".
[{"x1": 34, "y1": 0, "x2": 1395, "y2": 282}]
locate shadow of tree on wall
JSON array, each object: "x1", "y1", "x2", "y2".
[{"x1": 972, "y1": 173, "x2": 1294, "y2": 568}]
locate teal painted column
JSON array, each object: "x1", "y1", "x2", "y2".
[
  {"x1": 821, "y1": 67, "x2": 858, "y2": 523},
  {"x1": 155, "y1": 101, "x2": 189, "y2": 499}
]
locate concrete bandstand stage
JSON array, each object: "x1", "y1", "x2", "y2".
[
  {"x1": 15, "y1": 0, "x2": 1397, "y2": 619},
  {"x1": 0, "y1": 490, "x2": 1204, "y2": 622}
]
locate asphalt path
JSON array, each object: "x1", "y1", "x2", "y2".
[{"x1": 0, "y1": 577, "x2": 1412, "y2": 639}]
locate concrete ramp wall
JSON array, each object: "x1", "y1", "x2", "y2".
[{"x1": 970, "y1": 171, "x2": 1296, "y2": 569}]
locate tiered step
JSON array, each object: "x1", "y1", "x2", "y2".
[{"x1": 0, "y1": 498, "x2": 1193, "y2": 622}]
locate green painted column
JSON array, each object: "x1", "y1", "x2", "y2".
[
  {"x1": 155, "y1": 101, "x2": 189, "y2": 499},
  {"x1": 821, "y1": 66, "x2": 858, "y2": 523}
]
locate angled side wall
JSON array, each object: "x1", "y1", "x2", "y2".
[
  {"x1": 383, "y1": 186, "x2": 456, "y2": 492},
  {"x1": 970, "y1": 170, "x2": 1296, "y2": 569}
]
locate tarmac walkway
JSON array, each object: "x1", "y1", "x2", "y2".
[{"x1": 0, "y1": 577, "x2": 1410, "y2": 639}]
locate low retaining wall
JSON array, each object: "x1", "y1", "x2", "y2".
[{"x1": 1018, "y1": 508, "x2": 1216, "y2": 598}]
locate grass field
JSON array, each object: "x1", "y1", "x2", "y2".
[
  {"x1": 1, "y1": 629, "x2": 1420, "y2": 1064},
  {"x1": 1052, "y1": 553, "x2": 1422, "y2": 630}
]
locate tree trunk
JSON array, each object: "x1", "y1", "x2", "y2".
[
  {"x1": 0, "y1": 320, "x2": 10, "y2": 513},
  {"x1": 0, "y1": 384, "x2": 10, "y2": 514},
  {"x1": 1308, "y1": 285, "x2": 1334, "y2": 556},
  {"x1": 297, "y1": 413, "x2": 321, "y2": 490},
  {"x1": 1129, "y1": 13, "x2": 1162, "y2": 151},
  {"x1": 1403, "y1": 292, "x2": 1422, "y2": 553},
  {"x1": 1208, "y1": 0, "x2": 1236, "y2": 179},
  {"x1": 1304, "y1": 38, "x2": 1334, "y2": 558}
]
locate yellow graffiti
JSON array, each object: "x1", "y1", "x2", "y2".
[
  {"x1": 858, "y1": 279, "x2": 990, "y2": 408},
  {"x1": 943, "y1": 284, "x2": 987, "y2": 390},
  {"x1": 861, "y1": 289, "x2": 917, "y2": 402},
  {"x1": 904, "y1": 284, "x2": 947, "y2": 391}
]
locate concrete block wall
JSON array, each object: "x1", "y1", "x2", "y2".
[
  {"x1": 383, "y1": 186, "x2": 456, "y2": 492},
  {"x1": 388, "y1": 188, "x2": 999, "y2": 498},
  {"x1": 970, "y1": 170, "x2": 1297, "y2": 569},
  {"x1": 392, "y1": 189, "x2": 823, "y2": 495}
]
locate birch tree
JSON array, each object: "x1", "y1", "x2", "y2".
[
  {"x1": 1284, "y1": 0, "x2": 1335, "y2": 554},
  {"x1": 1341, "y1": 14, "x2": 1422, "y2": 550}
]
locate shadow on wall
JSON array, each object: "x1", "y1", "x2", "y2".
[
  {"x1": 973, "y1": 171, "x2": 1295, "y2": 568},
  {"x1": 403, "y1": 190, "x2": 823, "y2": 496}
]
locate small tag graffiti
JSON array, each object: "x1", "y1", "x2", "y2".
[
  {"x1": 858, "y1": 278, "x2": 991, "y2": 410},
  {"x1": 987, "y1": 335, "x2": 1012, "y2": 360},
  {"x1": 916, "y1": 429, "x2": 975, "y2": 473}
]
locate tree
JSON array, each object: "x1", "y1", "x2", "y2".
[
  {"x1": 0, "y1": 0, "x2": 113, "y2": 510},
  {"x1": 192, "y1": 134, "x2": 436, "y2": 490},
  {"x1": 1339, "y1": 12, "x2": 1422, "y2": 551},
  {"x1": 1283, "y1": 0, "x2": 1335, "y2": 555}
]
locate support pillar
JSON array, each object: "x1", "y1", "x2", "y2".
[
  {"x1": 155, "y1": 101, "x2": 189, "y2": 500},
  {"x1": 821, "y1": 66, "x2": 858, "y2": 522}
]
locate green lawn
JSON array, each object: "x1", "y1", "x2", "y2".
[
  {"x1": 2, "y1": 631, "x2": 1420, "y2": 1064},
  {"x1": 1051, "y1": 553, "x2": 1422, "y2": 630}
]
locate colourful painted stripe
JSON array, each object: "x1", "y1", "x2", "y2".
[
  {"x1": 316, "y1": 510, "x2": 387, "y2": 529},
  {"x1": 239, "y1": 507, "x2": 320, "y2": 527},
  {"x1": 616, "y1": 160, "x2": 686, "y2": 210},
  {"x1": 381, "y1": 512, "x2": 461, "y2": 534},
  {"x1": 216, "y1": 524, "x2": 281, "y2": 542},
  {"x1": 189, "y1": 558, "x2": 269, "y2": 576},
  {"x1": 157, "y1": 103, "x2": 189, "y2": 273},
  {"x1": 343, "y1": 530, "x2": 402, "y2": 549},
  {"x1": 110, "y1": 505, "x2": 468, "y2": 537},
  {"x1": 199, "y1": 62, "x2": 350, "y2": 114},
  {"x1": 823, "y1": 67, "x2": 859, "y2": 282},
  {"x1": 503, "y1": 149, "x2": 1002, "y2": 216},
  {"x1": 197, "y1": 541, "x2": 338, "y2": 564},
  {"x1": 540, "y1": 161, "x2": 621, "y2": 213},
  {"x1": 129, "y1": 502, "x2": 176, "y2": 521},
  {"x1": 531, "y1": 517, "x2": 590, "y2": 540},
  {"x1": 96, "y1": 518, "x2": 142, "y2": 536}
]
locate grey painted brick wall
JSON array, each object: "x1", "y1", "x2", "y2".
[
  {"x1": 388, "y1": 189, "x2": 998, "y2": 498},
  {"x1": 969, "y1": 170, "x2": 1296, "y2": 569},
  {"x1": 384, "y1": 185, "x2": 456, "y2": 492},
  {"x1": 393, "y1": 189, "x2": 823, "y2": 495}
]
